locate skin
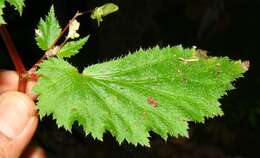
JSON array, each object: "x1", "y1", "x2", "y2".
[{"x1": 0, "y1": 70, "x2": 46, "y2": 158}]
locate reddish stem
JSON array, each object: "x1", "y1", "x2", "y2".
[
  {"x1": 0, "y1": 25, "x2": 27, "y2": 93},
  {"x1": 28, "y1": 54, "x2": 47, "y2": 77},
  {"x1": 18, "y1": 78, "x2": 27, "y2": 92}
]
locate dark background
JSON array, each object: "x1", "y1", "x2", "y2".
[{"x1": 1, "y1": 0, "x2": 260, "y2": 157}]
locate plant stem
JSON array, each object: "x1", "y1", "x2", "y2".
[
  {"x1": 29, "y1": 11, "x2": 83, "y2": 73},
  {"x1": 27, "y1": 54, "x2": 47, "y2": 77},
  {"x1": 0, "y1": 25, "x2": 27, "y2": 92}
]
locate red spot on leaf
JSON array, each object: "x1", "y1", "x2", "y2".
[{"x1": 147, "y1": 96, "x2": 157, "y2": 107}]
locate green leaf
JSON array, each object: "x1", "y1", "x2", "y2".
[
  {"x1": 0, "y1": 0, "x2": 25, "y2": 25},
  {"x1": 57, "y1": 36, "x2": 89, "y2": 58},
  {"x1": 35, "y1": 5, "x2": 61, "y2": 51},
  {"x1": 0, "y1": 0, "x2": 6, "y2": 24},
  {"x1": 7, "y1": 0, "x2": 25, "y2": 15},
  {"x1": 91, "y1": 3, "x2": 119, "y2": 26},
  {"x1": 33, "y1": 46, "x2": 247, "y2": 146}
]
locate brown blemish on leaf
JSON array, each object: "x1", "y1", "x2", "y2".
[
  {"x1": 147, "y1": 96, "x2": 157, "y2": 107},
  {"x1": 180, "y1": 49, "x2": 209, "y2": 64},
  {"x1": 196, "y1": 49, "x2": 208, "y2": 59},
  {"x1": 46, "y1": 46, "x2": 61, "y2": 58},
  {"x1": 241, "y1": 60, "x2": 250, "y2": 71}
]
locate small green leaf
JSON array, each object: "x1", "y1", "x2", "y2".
[
  {"x1": 35, "y1": 5, "x2": 61, "y2": 51},
  {"x1": 91, "y1": 3, "x2": 119, "y2": 26},
  {"x1": 0, "y1": 0, "x2": 25, "y2": 25},
  {"x1": 57, "y1": 36, "x2": 89, "y2": 58},
  {"x1": 34, "y1": 46, "x2": 247, "y2": 146},
  {"x1": 7, "y1": 0, "x2": 25, "y2": 15},
  {"x1": 0, "y1": 0, "x2": 6, "y2": 25}
]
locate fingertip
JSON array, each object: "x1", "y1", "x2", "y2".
[
  {"x1": 3, "y1": 117, "x2": 39, "y2": 158},
  {"x1": 0, "y1": 92, "x2": 37, "y2": 139},
  {"x1": 21, "y1": 146, "x2": 47, "y2": 158},
  {"x1": 0, "y1": 70, "x2": 38, "y2": 100},
  {"x1": 1, "y1": 91, "x2": 37, "y2": 116},
  {"x1": 0, "y1": 70, "x2": 19, "y2": 94},
  {"x1": 0, "y1": 91, "x2": 39, "y2": 158}
]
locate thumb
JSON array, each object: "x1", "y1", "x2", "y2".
[{"x1": 0, "y1": 92, "x2": 38, "y2": 158}]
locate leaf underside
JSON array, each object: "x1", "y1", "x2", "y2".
[
  {"x1": 0, "y1": 0, "x2": 25, "y2": 24},
  {"x1": 34, "y1": 46, "x2": 246, "y2": 146}
]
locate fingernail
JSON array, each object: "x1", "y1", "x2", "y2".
[{"x1": 0, "y1": 93, "x2": 32, "y2": 138}]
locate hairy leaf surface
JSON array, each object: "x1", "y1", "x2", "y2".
[
  {"x1": 8, "y1": 0, "x2": 25, "y2": 14},
  {"x1": 0, "y1": 0, "x2": 25, "y2": 24},
  {"x1": 35, "y1": 5, "x2": 61, "y2": 51},
  {"x1": 34, "y1": 46, "x2": 247, "y2": 146},
  {"x1": 57, "y1": 36, "x2": 89, "y2": 58},
  {"x1": 0, "y1": 0, "x2": 5, "y2": 24}
]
